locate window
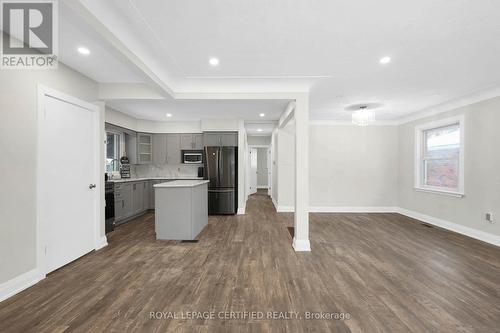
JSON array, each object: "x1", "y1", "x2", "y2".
[
  {"x1": 106, "y1": 132, "x2": 120, "y2": 172},
  {"x1": 415, "y1": 116, "x2": 464, "y2": 196}
]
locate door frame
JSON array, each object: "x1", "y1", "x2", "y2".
[
  {"x1": 247, "y1": 144, "x2": 271, "y2": 196},
  {"x1": 36, "y1": 85, "x2": 104, "y2": 278}
]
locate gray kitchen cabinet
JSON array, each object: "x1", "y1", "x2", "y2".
[
  {"x1": 202, "y1": 133, "x2": 220, "y2": 147},
  {"x1": 115, "y1": 181, "x2": 152, "y2": 225},
  {"x1": 166, "y1": 134, "x2": 181, "y2": 164},
  {"x1": 221, "y1": 132, "x2": 238, "y2": 146},
  {"x1": 114, "y1": 194, "x2": 124, "y2": 221},
  {"x1": 125, "y1": 133, "x2": 137, "y2": 164},
  {"x1": 180, "y1": 133, "x2": 204, "y2": 150},
  {"x1": 180, "y1": 134, "x2": 194, "y2": 150},
  {"x1": 143, "y1": 181, "x2": 150, "y2": 209},
  {"x1": 119, "y1": 183, "x2": 133, "y2": 219},
  {"x1": 193, "y1": 134, "x2": 203, "y2": 149},
  {"x1": 137, "y1": 133, "x2": 153, "y2": 164},
  {"x1": 132, "y1": 182, "x2": 144, "y2": 214},
  {"x1": 152, "y1": 134, "x2": 167, "y2": 164},
  {"x1": 203, "y1": 132, "x2": 238, "y2": 147}
]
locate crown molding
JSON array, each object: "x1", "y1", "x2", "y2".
[
  {"x1": 309, "y1": 120, "x2": 399, "y2": 126},
  {"x1": 397, "y1": 85, "x2": 500, "y2": 125}
]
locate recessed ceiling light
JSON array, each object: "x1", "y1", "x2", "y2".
[
  {"x1": 379, "y1": 56, "x2": 391, "y2": 64},
  {"x1": 257, "y1": 129, "x2": 263, "y2": 132},
  {"x1": 77, "y1": 47, "x2": 90, "y2": 55},
  {"x1": 209, "y1": 57, "x2": 219, "y2": 66},
  {"x1": 259, "y1": 113, "x2": 265, "y2": 117},
  {"x1": 166, "y1": 113, "x2": 172, "y2": 118}
]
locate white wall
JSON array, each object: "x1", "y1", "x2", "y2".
[
  {"x1": 398, "y1": 97, "x2": 500, "y2": 237},
  {"x1": 247, "y1": 135, "x2": 271, "y2": 145},
  {"x1": 238, "y1": 121, "x2": 247, "y2": 213},
  {"x1": 257, "y1": 148, "x2": 268, "y2": 187},
  {"x1": 0, "y1": 64, "x2": 99, "y2": 284},
  {"x1": 277, "y1": 119, "x2": 295, "y2": 209},
  {"x1": 309, "y1": 125, "x2": 399, "y2": 209}
]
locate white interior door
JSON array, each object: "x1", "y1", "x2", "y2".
[
  {"x1": 249, "y1": 148, "x2": 257, "y2": 194},
  {"x1": 38, "y1": 91, "x2": 98, "y2": 274}
]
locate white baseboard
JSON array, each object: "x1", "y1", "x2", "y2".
[
  {"x1": 95, "y1": 236, "x2": 108, "y2": 250},
  {"x1": 0, "y1": 269, "x2": 43, "y2": 303},
  {"x1": 292, "y1": 238, "x2": 311, "y2": 252},
  {"x1": 310, "y1": 206, "x2": 398, "y2": 213},
  {"x1": 277, "y1": 206, "x2": 294, "y2": 212},
  {"x1": 257, "y1": 185, "x2": 268, "y2": 189},
  {"x1": 271, "y1": 197, "x2": 278, "y2": 210},
  {"x1": 397, "y1": 208, "x2": 500, "y2": 247},
  {"x1": 237, "y1": 205, "x2": 246, "y2": 215}
]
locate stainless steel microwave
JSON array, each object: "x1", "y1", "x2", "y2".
[{"x1": 182, "y1": 151, "x2": 203, "y2": 164}]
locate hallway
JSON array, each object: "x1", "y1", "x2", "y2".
[{"x1": 1, "y1": 193, "x2": 499, "y2": 332}]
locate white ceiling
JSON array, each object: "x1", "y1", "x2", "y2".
[
  {"x1": 107, "y1": 99, "x2": 289, "y2": 122},
  {"x1": 245, "y1": 122, "x2": 277, "y2": 136},
  {"x1": 59, "y1": 3, "x2": 145, "y2": 83},
  {"x1": 63, "y1": 0, "x2": 500, "y2": 121}
]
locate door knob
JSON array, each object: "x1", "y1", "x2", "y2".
[{"x1": 89, "y1": 184, "x2": 96, "y2": 189}]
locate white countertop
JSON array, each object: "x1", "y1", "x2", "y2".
[
  {"x1": 109, "y1": 177, "x2": 203, "y2": 183},
  {"x1": 154, "y1": 180, "x2": 210, "y2": 188}
]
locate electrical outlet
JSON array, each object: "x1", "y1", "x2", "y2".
[{"x1": 485, "y1": 213, "x2": 494, "y2": 223}]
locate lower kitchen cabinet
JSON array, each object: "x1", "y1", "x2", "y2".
[
  {"x1": 132, "y1": 182, "x2": 144, "y2": 214},
  {"x1": 115, "y1": 181, "x2": 150, "y2": 225},
  {"x1": 143, "y1": 181, "x2": 150, "y2": 209}
]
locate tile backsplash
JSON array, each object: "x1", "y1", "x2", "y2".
[{"x1": 131, "y1": 163, "x2": 200, "y2": 178}]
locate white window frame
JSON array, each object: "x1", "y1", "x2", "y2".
[
  {"x1": 414, "y1": 115, "x2": 465, "y2": 197},
  {"x1": 106, "y1": 130, "x2": 121, "y2": 172}
]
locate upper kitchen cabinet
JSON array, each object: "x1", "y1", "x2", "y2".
[
  {"x1": 124, "y1": 133, "x2": 137, "y2": 164},
  {"x1": 203, "y1": 132, "x2": 238, "y2": 147},
  {"x1": 221, "y1": 133, "x2": 238, "y2": 146},
  {"x1": 193, "y1": 134, "x2": 203, "y2": 149},
  {"x1": 166, "y1": 134, "x2": 182, "y2": 164},
  {"x1": 180, "y1": 134, "x2": 204, "y2": 150},
  {"x1": 137, "y1": 133, "x2": 153, "y2": 164},
  {"x1": 152, "y1": 134, "x2": 167, "y2": 164}
]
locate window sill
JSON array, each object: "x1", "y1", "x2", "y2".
[{"x1": 414, "y1": 187, "x2": 464, "y2": 198}]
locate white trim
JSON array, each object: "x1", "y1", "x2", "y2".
[
  {"x1": 309, "y1": 120, "x2": 399, "y2": 126},
  {"x1": 414, "y1": 187, "x2": 464, "y2": 198},
  {"x1": 37, "y1": 85, "x2": 103, "y2": 276},
  {"x1": 279, "y1": 101, "x2": 296, "y2": 129},
  {"x1": 277, "y1": 206, "x2": 294, "y2": 212},
  {"x1": 0, "y1": 269, "x2": 43, "y2": 303},
  {"x1": 237, "y1": 205, "x2": 246, "y2": 215},
  {"x1": 310, "y1": 206, "x2": 398, "y2": 213},
  {"x1": 257, "y1": 185, "x2": 268, "y2": 189},
  {"x1": 272, "y1": 197, "x2": 278, "y2": 211},
  {"x1": 292, "y1": 238, "x2": 311, "y2": 252},
  {"x1": 95, "y1": 236, "x2": 108, "y2": 250},
  {"x1": 414, "y1": 115, "x2": 465, "y2": 196},
  {"x1": 397, "y1": 208, "x2": 500, "y2": 247}
]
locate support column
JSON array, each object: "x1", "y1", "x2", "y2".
[{"x1": 293, "y1": 94, "x2": 310, "y2": 251}]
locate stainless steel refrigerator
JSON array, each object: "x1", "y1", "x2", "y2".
[{"x1": 204, "y1": 146, "x2": 238, "y2": 215}]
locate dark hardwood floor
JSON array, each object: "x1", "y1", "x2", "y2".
[{"x1": 1, "y1": 191, "x2": 500, "y2": 332}]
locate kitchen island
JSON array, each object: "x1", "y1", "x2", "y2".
[{"x1": 154, "y1": 180, "x2": 209, "y2": 240}]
